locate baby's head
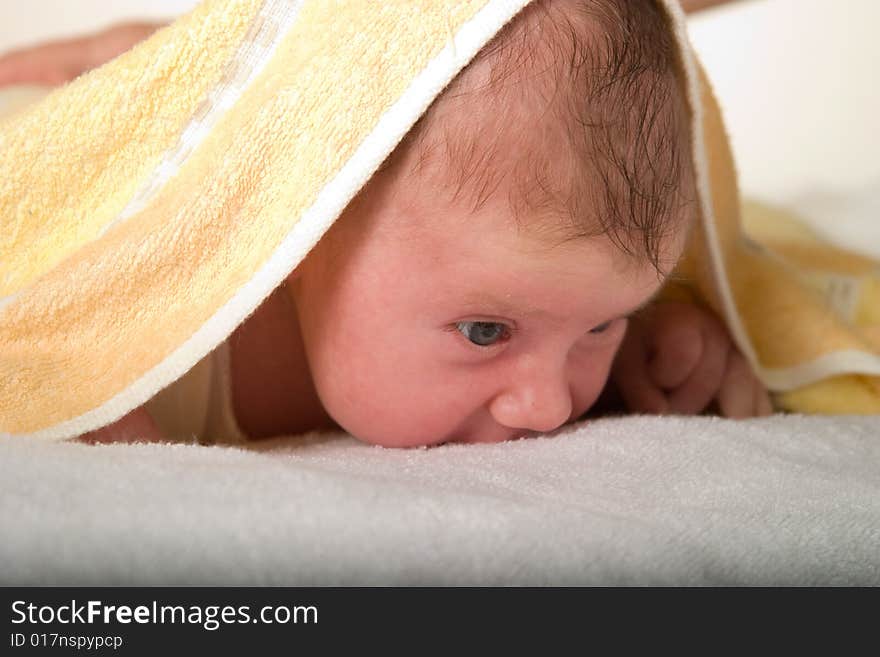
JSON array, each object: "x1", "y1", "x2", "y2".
[{"x1": 289, "y1": 0, "x2": 696, "y2": 447}]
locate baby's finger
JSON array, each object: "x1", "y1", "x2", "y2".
[
  {"x1": 716, "y1": 350, "x2": 760, "y2": 418},
  {"x1": 666, "y1": 321, "x2": 730, "y2": 414},
  {"x1": 612, "y1": 326, "x2": 669, "y2": 414},
  {"x1": 646, "y1": 310, "x2": 703, "y2": 390},
  {"x1": 754, "y1": 378, "x2": 775, "y2": 417}
]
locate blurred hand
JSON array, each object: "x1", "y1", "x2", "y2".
[
  {"x1": 0, "y1": 22, "x2": 160, "y2": 87},
  {"x1": 611, "y1": 300, "x2": 774, "y2": 418}
]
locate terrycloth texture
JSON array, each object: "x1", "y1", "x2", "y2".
[
  {"x1": 1, "y1": 0, "x2": 878, "y2": 443},
  {"x1": 2, "y1": 414, "x2": 879, "y2": 585}
]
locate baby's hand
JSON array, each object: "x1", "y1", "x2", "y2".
[
  {"x1": 611, "y1": 300, "x2": 774, "y2": 418},
  {"x1": 0, "y1": 22, "x2": 160, "y2": 87}
]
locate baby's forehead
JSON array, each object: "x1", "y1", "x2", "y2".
[
  {"x1": 419, "y1": 2, "x2": 599, "y2": 133},
  {"x1": 374, "y1": 0, "x2": 694, "y2": 274},
  {"x1": 386, "y1": 10, "x2": 602, "y2": 216}
]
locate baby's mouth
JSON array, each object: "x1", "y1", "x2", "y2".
[
  {"x1": 444, "y1": 429, "x2": 540, "y2": 444},
  {"x1": 510, "y1": 430, "x2": 539, "y2": 441}
]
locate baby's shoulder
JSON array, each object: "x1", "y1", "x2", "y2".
[{"x1": 229, "y1": 286, "x2": 335, "y2": 438}]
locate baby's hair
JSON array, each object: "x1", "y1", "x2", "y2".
[{"x1": 383, "y1": 0, "x2": 695, "y2": 276}]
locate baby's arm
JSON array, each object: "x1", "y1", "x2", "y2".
[
  {"x1": 679, "y1": 0, "x2": 743, "y2": 12},
  {"x1": 610, "y1": 300, "x2": 773, "y2": 418},
  {"x1": 77, "y1": 407, "x2": 165, "y2": 444},
  {"x1": 0, "y1": 22, "x2": 161, "y2": 86}
]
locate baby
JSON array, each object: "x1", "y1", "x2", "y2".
[{"x1": 0, "y1": 0, "x2": 772, "y2": 447}]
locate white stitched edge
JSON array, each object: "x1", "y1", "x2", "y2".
[
  {"x1": 659, "y1": 0, "x2": 764, "y2": 373},
  {"x1": 103, "y1": 0, "x2": 304, "y2": 235},
  {"x1": 758, "y1": 350, "x2": 880, "y2": 391}
]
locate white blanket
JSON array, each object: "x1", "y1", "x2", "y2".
[{"x1": 2, "y1": 414, "x2": 879, "y2": 585}]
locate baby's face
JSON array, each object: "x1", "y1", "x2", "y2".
[
  {"x1": 286, "y1": 0, "x2": 692, "y2": 447},
  {"x1": 289, "y1": 155, "x2": 686, "y2": 448}
]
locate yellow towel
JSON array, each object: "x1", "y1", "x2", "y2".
[
  {"x1": 1, "y1": 0, "x2": 877, "y2": 441},
  {"x1": 670, "y1": 63, "x2": 880, "y2": 414}
]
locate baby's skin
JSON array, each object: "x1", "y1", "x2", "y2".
[{"x1": 0, "y1": 0, "x2": 772, "y2": 447}]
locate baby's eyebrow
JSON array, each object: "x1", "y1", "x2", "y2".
[
  {"x1": 458, "y1": 292, "x2": 549, "y2": 319},
  {"x1": 458, "y1": 275, "x2": 671, "y2": 323}
]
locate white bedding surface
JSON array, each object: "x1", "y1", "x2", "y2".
[{"x1": 3, "y1": 414, "x2": 879, "y2": 585}]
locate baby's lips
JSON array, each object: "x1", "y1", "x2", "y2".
[
  {"x1": 445, "y1": 429, "x2": 536, "y2": 444},
  {"x1": 509, "y1": 430, "x2": 540, "y2": 442}
]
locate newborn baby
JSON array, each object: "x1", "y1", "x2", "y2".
[{"x1": 0, "y1": 0, "x2": 772, "y2": 446}]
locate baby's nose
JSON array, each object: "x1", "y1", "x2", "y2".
[{"x1": 488, "y1": 375, "x2": 573, "y2": 434}]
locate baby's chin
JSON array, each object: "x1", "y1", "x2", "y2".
[
  {"x1": 336, "y1": 418, "x2": 459, "y2": 448},
  {"x1": 345, "y1": 424, "x2": 538, "y2": 448},
  {"x1": 348, "y1": 429, "x2": 448, "y2": 449}
]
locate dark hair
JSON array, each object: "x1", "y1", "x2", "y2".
[{"x1": 384, "y1": 0, "x2": 695, "y2": 276}]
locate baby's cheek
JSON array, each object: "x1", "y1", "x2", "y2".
[{"x1": 309, "y1": 342, "x2": 452, "y2": 447}]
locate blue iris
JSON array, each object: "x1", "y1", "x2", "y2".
[{"x1": 456, "y1": 321, "x2": 507, "y2": 347}]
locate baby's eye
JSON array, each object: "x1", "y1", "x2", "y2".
[
  {"x1": 589, "y1": 320, "x2": 614, "y2": 334},
  {"x1": 456, "y1": 321, "x2": 510, "y2": 347}
]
